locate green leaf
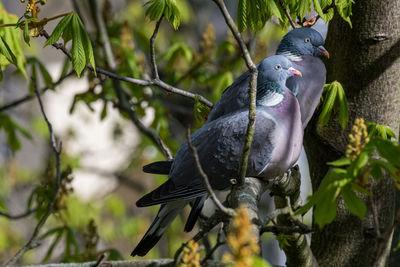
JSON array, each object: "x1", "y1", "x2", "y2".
[
  {"x1": 23, "y1": 20, "x2": 30, "y2": 45},
  {"x1": 42, "y1": 227, "x2": 64, "y2": 262},
  {"x1": 318, "y1": 83, "x2": 338, "y2": 126},
  {"x1": 328, "y1": 157, "x2": 351, "y2": 167},
  {"x1": 77, "y1": 16, "x2": 96, "y2": 75},
  {"x1": 237, "y1": 0, "x2": 248, "y2": 32},
  {"x1": 145, "y1": 0, "x2": 165, "y2": 21},
  {"x1": 0, "y1": 36, "x2": 17, "y2": 65},
  {"x1": 44, "y1": 13, "x2": 74, "y2": 46},
  {"x1": 341, "y1": 186, "x2": 366, "y2": 218},
  {"x1": 336, "y1": 82, "x2": 349, "y2": 130},
  {"x1": 0, "y1": 6, "x2": 27, "y2": 78},
  {"x1": 314, "y1": 185, "x2": 338, "y2": 228},
  {"x1": 71, "y1": 15, "x2": 86, "y2": 77},
  {"x1": 366, "y1": 121, "x2": 396, "y2": 140},
  {"x1": 375, "y1": 139, "x2": 400, "y2": 169}
]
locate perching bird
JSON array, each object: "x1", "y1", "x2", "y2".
[
  {"x1": 142, "y1": 27, "x2": 328, "y2": 175},
  {"x1": 131, "y1": 55, "x2": 303, "y2": 256}
]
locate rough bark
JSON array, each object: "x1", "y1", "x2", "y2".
[{"x1": 305, "y1": 0, "x2": 400, "y2": 266}]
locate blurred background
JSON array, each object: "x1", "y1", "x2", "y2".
[{"x1": 0, "y1": 0, "x2": 326, "y2": 265}]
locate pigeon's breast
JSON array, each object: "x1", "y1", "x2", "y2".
[{"x1": 262, "y1": 91, "x2": 303, "y2": 177}]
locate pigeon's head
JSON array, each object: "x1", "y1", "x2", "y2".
[
  {"x1": 258, "y1": 55, "x2": 302, "y2": 88},
  {"x1": 276, "y1": 27, "x2": 329, "y2": 60}
]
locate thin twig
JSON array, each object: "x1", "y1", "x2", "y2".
[
  {"x1": 0, "y1": 12, "x2": 73, "y2": 28},
  {"x1": 186, "y1": 127, "x2": 235, "y2": 216},
  {"x1": 302, "y1": 3, "x2": 335, "y2": 27},
  {"x1": 80, "y1": 2, "x2": 174, "y2": 160},
  {"x1": 174, "y1": 211, "x2": 225, "y2": 263},
  {"x1": 370, "y1": 195, "x2": 381, "y2": 238},
  {"x1": 39, "y1": 30, "x2": 213, "y2": 108},
  {"x1": 278, "y1": 0, "x2": 297, "y2": 28},
  {"x1": 212, "y1": 0, "x2": 258, "y2": 186},
  {"x1": 91, "y1": 252, "x2": 109, "y2": 267},
  {"x1": 200, "y1": 224, "x2": 225, "y2": 265},
  {"x1": 3, "y1": 79, "x2": 62, "y2": 267},
  {"x1": 0, "y1": 71, "x2": 74, "y2": 112},
  {"x1": 0, "y1": 209, "x2": 37, "y2": 220},
  {"x1": 149, "y1": 16, "x2": 163, "y2": 79}
]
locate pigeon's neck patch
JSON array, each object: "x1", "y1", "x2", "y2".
[
  {"x1": 256, "y1": 82, "x2": 284, "y2": 106},
  {"x1": 276, "y1": 41, "x2": 303, "y2": 62}
]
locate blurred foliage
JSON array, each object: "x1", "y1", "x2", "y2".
[
  {"x1": 297, "y1": 118, "x2": 400, "y2": 228},
  {"x1": 0, "y1": 0, "x2": 393, "y2": 266}
]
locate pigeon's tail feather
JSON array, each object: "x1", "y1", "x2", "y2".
[
  {"x1": 131, "y1": 201, "x2": 186, "y2": 257},
  {"x1": 184, "y1": 196, "x2": 206, "y2": 232},
  {"x1": 142, "y1": 161, "x2": 173, "y2": 175}
]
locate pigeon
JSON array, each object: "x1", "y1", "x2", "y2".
[
  {"x1": 131, "y1": 55, "x2": 303, "y2": 256},
  {"x1": 142, "y1": 27, "x2": 328, "y2": 175}
]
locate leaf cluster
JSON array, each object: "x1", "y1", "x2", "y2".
[
  {"x1": 44, "y1": 13, "x2": 95, "y2": 77},
  {"x1": 297, "y1": 121, "x2": 400, "y2": 228}
]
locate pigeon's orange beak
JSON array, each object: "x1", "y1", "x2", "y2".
[
  {"x1": 318, "y1": 46, "x2": 330, "y2": 58},
  {"x1": 288, "y1": 67, "x2": 302, "y2": 77}
]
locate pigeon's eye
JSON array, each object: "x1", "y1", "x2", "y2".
[
  {"x1": 274, "y1": 64, "x2": 281, "y2": 70},
  {"x1": 304, "y1": 37, "x2": 311, "y2": 43}
]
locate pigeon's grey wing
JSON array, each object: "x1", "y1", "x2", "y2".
[
  {"x1": 137, "y1": 110, "x2": 276, "y2": 206},
  {"x1": 287, "y1": 56, "x2": 326, "y2": 127},
  {"x1": 207, "y1": 71, "x2": 250, "y2": 122},
  {"x1": 142, "y1": 160, "x2": 173, "y2": 175},
  {"x1": 136, "y1": 178, "x2": 206, "y2": 207},
  {"x1": 172, "y1": 109, "x2": 277, "y2": 191}
]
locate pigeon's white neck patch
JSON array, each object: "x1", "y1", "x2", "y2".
[
  {"x1": 280, "y1": 51, "x2": 302, "y2": 62},
  {"x1": 260, "y1": 92, "x2": 284, "y2": 106}
]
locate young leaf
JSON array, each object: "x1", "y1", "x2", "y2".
[
  {"x1": 328, "y1": 157, "x2": 351, "y2": 167},
  {"x1": 237, "y1": 0, "x2": 248, "y2": 32},
  {"x1": 0, "y1": 36, "x2": 17, "y2": 65},
  {"x1": 318, "y1": 83, "x2": 338, "y2": 126},
  {"x1": 145, "y1": 0, "x2": 165, "y2": 21},
  {"x1": 23, "y1": 20, "x2": 30, "y2": 45},
  {"x1": 71, "y1": 15, "x2": 86, "y2": 77},
  {"x1": 341, "y1": 186, "x2": 366, "y2": 218},
  {"x1": 77, "y1": 16, "x2": 96, "y2": 75},
  {"x1": 44, "y1": 13, "x2": 74, "y2": 46},
  {"x1": 336, "y1": 82, "x2": 349, "y2": 130}
]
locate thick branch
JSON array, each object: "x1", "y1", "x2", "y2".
[
  {"x1": 3, "y1": 80, "x2": 62, "y2": 267},
  {"x1": 270, "y1": 166, "x2": 318, "y2": 267},
  {"x1": 186, "y1": 128, "x2": 235, "y2": 216},
  {"x1": 212, "y1": 0, "x2": 258, "y2": 186}
]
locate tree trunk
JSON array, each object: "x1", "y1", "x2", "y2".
[{"x1": 305, "y1": 0, "x2": 400, "y2": 266}]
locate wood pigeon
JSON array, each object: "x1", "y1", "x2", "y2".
[
  {"x1": 131, "y1": 55, "x2": 303, "y2": 256},
  {"x1": 142, "y1": 27, "x2": 328, "y2": 175}
]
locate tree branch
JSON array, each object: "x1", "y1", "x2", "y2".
[
  {"x1": 3, "y1": 79, "x2": 62, "y2": 267},
  {"x1": 186, "y1": 127, "x2": 235, "y2": 217},
  {"x1": 174, "y1": 210, "x2": 225, "y2": 262},
  {"x1": 0, "y1": 71, "x2": 74, "y2": 112},
  {"x1": 84, "y1": 1, "x2": 173, "y2": 160},
  {"x1": 149, "y1": 16, "x2": 163, "y2": 79},
  {"x1": 212, "y1": 0, "x2": 258, "y2": 186},
  {"x1": 38, "y1": 30, "x2": 213, "y2": 108},
  {"x1": 270, "y1": 166, "x2": 319, "y2": 267},
  {"x1": 0, "y1": 208, "x2": 37, "y2": 220},
  {"x1": 278, "y1": 0, "x2": 297, "y2": 28}
]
